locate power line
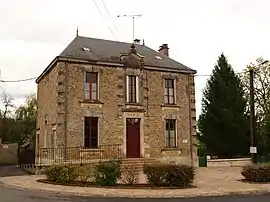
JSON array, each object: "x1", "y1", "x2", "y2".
[
  {"x1": 92, "y1": 0, "x2": 117, "y2": 40},
  {"x1": 0, "y1": 77, "x2": 37, "y2": 83},
  {"x1": 100, "y1": 0, "x2": 118, "y2": 33},
  {"x1": 194, "y1": 71, "x2": 246, "y2": 77}
]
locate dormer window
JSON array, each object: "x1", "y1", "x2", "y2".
[
  {"x1": 155, "y1": 56, "x2": 162, "y2": 60},
  {"x1": 82, "y1": 47, "x2": 91, "y2": 52}
]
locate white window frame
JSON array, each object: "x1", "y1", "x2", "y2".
[
  {"x1": 126, "y1": 75, "x2": 139, "y2": 103},
  {"x1": 164, "y1": 78, "x2": 176, "y2": 104},
  {"x1": 164, "y1": 119, "x2": 177, "y2": 148},
  {"x1": 84, "y1": 71, "x2": 99, "y2": 101}
]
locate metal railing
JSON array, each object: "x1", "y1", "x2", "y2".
[{"x1": 36, "y1": 144, "x2": 122, "y2": 166}]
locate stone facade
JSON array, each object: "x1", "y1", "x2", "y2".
[{"x1": 36, "y1": 58, "x2": 197, "y2": 166}]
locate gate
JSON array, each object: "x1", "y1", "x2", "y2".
[{"x1": 17, "y1": 144, "x2": 35, "y2": 168}]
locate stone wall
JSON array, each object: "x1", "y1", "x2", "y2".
[
  {"x1": 0, "y1": 143, "x2": 18, "y2": 165},
  {"x1": 65, "y1": 63, "x2": 197, "y2": 165},
  {"x1": 36, "y1": 62, "x2": 59, "y2": 148},
  {"x1": 207, "y1": 158, "x2": 252, "y2": 167}
]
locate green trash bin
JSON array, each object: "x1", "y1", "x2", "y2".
[{"x1": 199, "y1": 156, "x2": 207, "y2": 167}]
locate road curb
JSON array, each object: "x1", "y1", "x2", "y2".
[{"x1": 0, "y1": 178, "x2": 270, "y2": 198}]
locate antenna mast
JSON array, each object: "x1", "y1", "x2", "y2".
[{"x1": 117, "y1": 14, "x2": 142, "y2": 42}]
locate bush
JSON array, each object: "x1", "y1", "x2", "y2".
[
  {"x1": 120, "y1": 165, "x2": 139, "y2": 185},
  {"x1": 143, "y1": 163, "x2": 195, "y2": 187},
  {"x1": 143, "y1": 163, "x2": 166, "y2": 186},
  {"x1": 77, "y1": 164, "x2": 95, "y2": 183},
  {"x1": 241, "y1": 164, "x2": 270, "y2": 182},
  {"x1": 43, "y1": 164, "x2": 79, "y2": 183},
  {"x1": 94, "y1": 160, "x2": 121, "y2": 186}
]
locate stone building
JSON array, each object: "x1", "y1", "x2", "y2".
[{"x1": 35, "y1": 36, "x2": 198, "y2": 166}]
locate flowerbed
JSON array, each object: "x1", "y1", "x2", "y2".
[
  {"x1": 40, "y1": 160, "x2": 196, "y2": 189},
  {"x1": 37, "y1": 179, "x2": 196, "y2": 189}
]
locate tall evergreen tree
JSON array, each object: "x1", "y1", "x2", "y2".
[{"x1": 198, "y1": 53, "x2": 249, "y2": 158}]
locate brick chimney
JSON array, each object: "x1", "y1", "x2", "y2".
[{"x1": 158, "y1": 44, "x2": 169, "y2": 57}]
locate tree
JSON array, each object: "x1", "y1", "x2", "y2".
[
  {"x1": 0, "y1": 92, "x2": 15, "y2": 142},
  {"x1": 241, "y1": 58, "x2": 270, "y2": 155},
  {"x1": 15, "y1": 93, "x2": 37, "y2": 145},
  {"x1": 198, "y1": 53, "x2": 249, "y2": 158}
]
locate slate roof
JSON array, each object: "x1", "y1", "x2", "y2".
[
  {"x1": 59, "y1": 36, "x2": 195, "y2": 72},
  {"x1": 36, "y1": 36, "x2": 196, "y2": 83}
]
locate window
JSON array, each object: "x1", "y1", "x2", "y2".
[
  {"x1": 155, "y1": 56, "x2": 163, "y2": 60},
  {"x1": 82, "y1": 47, "x2": 91, "y2": 52},
  {"x1": 165, "y1": 119, "x2": 176, "y2": 148},
  {"x1": 44, "y1": 120, "x2": 48, "y2": 148},
  {"x1": 84, "y1": 117, "x2": 98, "y2": 148},
  {"x1": 85, "y1": 72, "x2": 98, "y2": 101},
  {"x1": 164, "y1": 79, "x2": 175, "y2": 104},
  {"x1": 126, "y1": 75, "x2": 139, "y2": 103}
]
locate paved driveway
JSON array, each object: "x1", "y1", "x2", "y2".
[
  {"x1": 0, "y1": 165, "x2": 30, "y2": 177},
  {"x1": 1, "y1": 166, "x2": 270, "y2": 201},
  {"x1": 0, "y1": 184, "x2": 270, "y2": 202}
]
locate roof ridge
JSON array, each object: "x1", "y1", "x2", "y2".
[{"x1": 76, "y1": 35, "x2": 135, "y2": 46}]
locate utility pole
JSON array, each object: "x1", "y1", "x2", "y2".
[
  {"x1": 249, "y1": 60, "x2": 268, "y2": 164},
  {"x1": 117, "y1": 14, "x2": 142, "y2": 42},
  {"x1": 249, "y1": 67, "x2": 256, "y2": 164}
]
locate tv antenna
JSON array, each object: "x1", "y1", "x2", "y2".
[{"x1": 117, "y1": 14, "x2": 142, "y2": 42}]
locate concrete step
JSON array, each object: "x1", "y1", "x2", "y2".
[{"x1": 121, "y1": 158, "x2": 157, "y2": 170}]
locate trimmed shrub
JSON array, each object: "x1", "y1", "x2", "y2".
[
  {"x1": 143, "y1": 163, "x2": 195, "y2": 187},
  {"x1": 241, "y1": 164, "x2": 270, "y2": 182},
  {"x1": 120, "y1": 165, "x2": 139, "y2": 185},
  {"x1": 43, "y1": 165, "x2": 63, "y2": 182},
  {"x1": 143, "y1": 163, "x2": 166, "y2": 186},
  {"x1": 43, "y1": 164, "x2": 79, "y2": 183},
  {"x1": 94, "y1": 160, "x2": 121, "y2": 186},
  {"x1": 77, "y1": 164, "x2": 95, "y2": 183},
  {"x1": 164, "y1": 164, "x2": 195, "y2": 187}
]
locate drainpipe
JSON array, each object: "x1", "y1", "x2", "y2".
[
  {"x1": 64, "y1": 61, "x2": 68, "y2": 161},
  {"x1": 188, "y1": 74, "x2": 194, "y2": 166}
]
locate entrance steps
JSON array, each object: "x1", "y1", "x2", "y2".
[{"x1": 121, "y1": 158, "x2": 158, "y2": 171}]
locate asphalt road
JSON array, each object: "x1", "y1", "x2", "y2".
[{"x1": 1, "y1": 165, "x2": 270, "y2": 201}]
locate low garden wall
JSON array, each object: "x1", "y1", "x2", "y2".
[
  {"x1": 0, "y1": 143, "x2": 18, "y2": 165},
  {"x1": 207, "y1": 157, "x2": 252, "y2": 167}
]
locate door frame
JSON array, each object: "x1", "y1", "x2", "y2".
[
  {"x1": 122, "y1": 112, "x2": 144, "y2": 158},
  {"x1": 126, "y1": 118, "x2": 141, "y2": 158}
]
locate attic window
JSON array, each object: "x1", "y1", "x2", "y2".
[
  {"x1": 82, "y1": 47, "x2": 91, "y2": 52},
  {"x1": 155, "y1": 56, "x2": 162, "y2": 60}
]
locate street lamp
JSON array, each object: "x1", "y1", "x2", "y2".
[{"x1": 249, "y1": 60, "x2": 269, "y2": 164}]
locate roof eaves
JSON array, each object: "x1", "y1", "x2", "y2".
[
  {"x1": 35, "y1": 56, "x2": 59, "y2": 83},
  {"x1": 144, "y1": 65, "x2": 197, "y2": 74}
]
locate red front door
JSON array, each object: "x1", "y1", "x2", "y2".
[{"x1": 126, "y1": 118, "x2": 140, "y2": 158}]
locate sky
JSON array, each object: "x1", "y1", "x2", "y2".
[{"x1": 1, "y1": 0, "x2": 270, "y2": 118}]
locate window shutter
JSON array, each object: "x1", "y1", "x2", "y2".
[
  {"x1": 136, "y1": 76, "x2": 139, "y2": 102},
  {"x1": 126, "y1": 76, "x2": 129, "y2": 102}
]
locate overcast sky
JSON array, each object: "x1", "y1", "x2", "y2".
[{"x1": 1, "y1": 0, "x2": 270, "y2": 118}]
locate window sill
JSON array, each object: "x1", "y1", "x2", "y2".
[
  {"x1": 80, "y1": 100, "x2": 104, "y2": 104},
  {"x1": 125, "y1": 102, "x2": 142, "y2": 106},
  {"x1": 122, "y1": 103, "x2": 146, "y2": 112},
  {"x1": 161, "y1": 104, "x2": 180, "y2": 108},
  {"x1": 161, "y1": 147, "x2": 181, "y2": 151}
]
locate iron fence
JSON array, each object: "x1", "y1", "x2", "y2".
[{"x1": 36, "y1": 144, "x2": 123, "y2": 166}]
